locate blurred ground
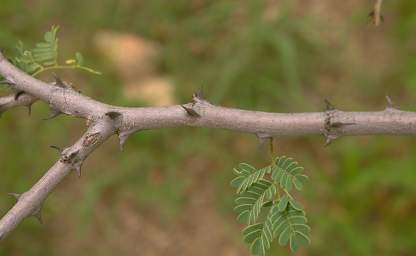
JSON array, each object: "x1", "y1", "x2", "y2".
[{"x1": 1, "y1": 0, "x2": 416, "y2": 255}]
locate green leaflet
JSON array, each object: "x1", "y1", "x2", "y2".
[
  {"x1": 272, "y1": 156, "x2": 308, "y2": 192},
  {"x1": 232, "y1": 156, "x2": 310, "y2": 255},
  {"x1": 234, "y1": 180, "x2": 277, "y2": 224},
  {"x1": 11, "y1": 26, "x2": 99, "y2": 76},
  {"x1": 231, "y1": 163, "x2": 271, "y2": 194}
]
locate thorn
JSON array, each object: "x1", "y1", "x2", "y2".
[
  {"x1": 27, "y1": 104, "x2": 32, "y2": 116},
  {"x1": 118, "y1": 129, "x2": 139, "y2": 151},
  {"x1": 49, "y1": 145, "x2": 62, "y2": 153},
  {"x1": 105, "y1": 111, "x2": 122, "y2": 120},
  {"x1": 43, "y1": 108, "x2": 61, "y2": 120},
  {"x1": 14, "y1": 91, "x2": 25, "y2": 101},
  {"x1": 32, "y1": 206, "x2": 43, "y2": 224},
  {"x1": 74, "y1": 163, "x2": 82, "y2": 178},
  {"x1": 324, "y1": 99, "x2": 335, "y2": 111},
  {"x1": 181, "y1": 105, "x2": 201, "y2": 118},
  {"x1": 385, "y1": 95, "x2": 397, "y2": 110},
  {"x1": 324, "y1": 134, "x2": 338, "y2": 147},
  {"x1": 7, "y1": 192, "x2": 21, "y2": 200}
]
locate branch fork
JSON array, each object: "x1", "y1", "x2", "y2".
[{"x1": 1, "y1": 51, "x2": 416, "y2": 240}]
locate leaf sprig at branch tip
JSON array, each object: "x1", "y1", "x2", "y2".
[{"x1": 12, "y1": 25, "x2": 100, "y2": 77}]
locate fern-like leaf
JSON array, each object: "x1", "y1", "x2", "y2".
[
  {"x1": 234, "y1": 180, "x2": 277, "y2": 224},
  {"x1": 232, "y1": 157, "x2": 310, "y2": 255},
  {"x1": 12, "y1": 26, "x2": 100, "y2": 76},
  {"x1": 272, "y1": 156, "x2": 308, "y2": 191},
  {"x1": 231, "y1": 163, "x2": 271, "y2": 194}
]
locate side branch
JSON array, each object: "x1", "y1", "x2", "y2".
[{"x1": 0, "y1": 119, "x2": 115, "y2": 240}]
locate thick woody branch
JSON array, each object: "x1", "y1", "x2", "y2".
[{"x1": 1, "y1": 51, "x2": 416, "y2": 239}]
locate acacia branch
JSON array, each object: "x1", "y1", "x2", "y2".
[{"x1": 1, "y1": 51, "x2": 416, "y2": 239}]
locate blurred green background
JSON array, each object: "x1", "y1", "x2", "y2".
[{"x1": 1, "y1": 0, "x2": 416, "y2": 255}]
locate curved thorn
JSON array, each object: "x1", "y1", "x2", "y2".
[
  {"x1": 32, "y1": 207, "x2": 43, "y2": 224},
  {"x1": 181, "y1": 105, "x2": 200, "y2": 117},
  {"x1": 74, "y1": 162, "x2": 82, "y2": 178},
  {"x1": 105, "y1": 111, "x2": 122, "y2": 120},
  {"x1": 385, "y1": 95, "x2": 397, "y2": 109},
  {"x1": 118, "y1": 129, "x2": 139, "y2": 151},
  {"x1": 53, "y1": 73, "x2": 67, "y2": 88},
  {"x1": 14, "y1": 91, "x2": 25, "y2": 101},
  {"x1": 43, "y1": 108, "x2": 61, "y2": 120},
  {"x1": 49, "y1": 145, "x2": 62, "y2": 153},
  {"x1": 7, "y1": 192, "x2": 21, "y2": 200},
  {"x1": 324, "y1": 134, "x2": 337, "y2": 147},
  {"x1": 27, "y1": 104, "x2": 32, "y2": 116}
]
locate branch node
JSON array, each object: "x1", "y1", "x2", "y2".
[
  {"x1": 7, "y1": 192, "x2": 43, "y2": 223},
  {"x1": 31, "y1": 206, "x2": 43, "y2": 224},
  {"x1": 256, "y1": 133, "x2": 272, "y2": 145},
  {"x1": 323, "y1": 99, "x2": 346, "y2": 146}
]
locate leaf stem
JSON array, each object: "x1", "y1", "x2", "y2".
[{"x1": 32, "y1": 64, "x2": 101, "y2": 77}]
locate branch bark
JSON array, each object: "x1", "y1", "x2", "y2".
[{"x1": 0, "y1": 51, "x2": 415, "y2": 240}]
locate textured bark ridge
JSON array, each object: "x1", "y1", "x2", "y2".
[{"x1": 0, "y1": 42, "x2": 414, "y2": 240}]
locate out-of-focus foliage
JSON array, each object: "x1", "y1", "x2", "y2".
[{"x1": 1, "y1": 0, "x2": 416, "y2": 255}]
